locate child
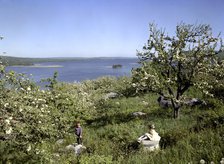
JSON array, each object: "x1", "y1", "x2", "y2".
[
  {"x1": 75, "y1": 122, "x2": 82, "y2": 145},
  {"x1": 137, "y1": 124, "x2": 161, "y2": 142}
]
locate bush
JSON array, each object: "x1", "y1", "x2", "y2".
[
  {"x1": 160, "y1": 128, "x2": 189, "y2": 148},
  {"x1": 79, "y1": 154, "x2": 113, "y2": 164}
]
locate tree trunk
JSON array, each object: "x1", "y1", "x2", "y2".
[
  {"x1": 171, "y1": 98, "x2": 180, "y2": 119},
  {"x1": 173, "y1": 106, "x2": 180, "y2": 119}
]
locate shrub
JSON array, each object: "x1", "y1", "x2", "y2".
[{"x1": 160, "y1": 128, "x2": 189, "y2": 149}]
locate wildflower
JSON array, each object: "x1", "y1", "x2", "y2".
[
  {"x1": 27, "y1": 86, "x2": 31, "y2": 91},
  {"x1": 5, "y1": 127, "x2": 12, "y2": 134},
  {"x1": 4, "y1": 103, "x2": 9, "y2": 107},
  {"x1": 9, "y1": 117, "x2": 13, "y2": 120},
  {"x1": 19, "y1": 108, "x2": 23, "y2": 112},
  {"x1": 5, "y1": 119, "x2": 10, "y2": 125},
  {"x1": 27, "y1": 145, "x2": 31, "y2": 152},
  {"x1": 38, "y1": 99, "x2": 46, "y2": 103},
  {"x1": 200, "y1": 159, "x2": 205, "y2": 164},
  {"x1": 36, "y1": 149, "x2": 40, "y2": 154},
  {"x1": 38, "y1": 121, "x2": 42, "y2": 124}
]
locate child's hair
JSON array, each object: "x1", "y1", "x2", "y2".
[
  {"x1": 74, "y1": 121, "x2": 80, "y2": 125},
  {"x1": 148, "y1": 124, "x2": 155, "y2": 129}
]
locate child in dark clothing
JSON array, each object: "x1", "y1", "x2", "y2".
[{"x1": 75, "y1": 122, "x2": 82, "y2": 144}]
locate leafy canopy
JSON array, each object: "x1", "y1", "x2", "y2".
[{"x1": 132, "y1": 23, "x2": 224, "y2": 118}]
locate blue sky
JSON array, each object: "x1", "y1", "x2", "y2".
[{"x1": 0, "y1": 0, "x2": 223, "y2": 58}]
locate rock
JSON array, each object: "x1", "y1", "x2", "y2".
[
  {"x1": 132, "y1": 112, "x2": 147, "y2": 116},
  {"x1": 52, "y1": 153, "x2": 60, "y2": 158},
  {"x1": 185, "y1": 98, "x2": 205, "y2": 107},
  {"x1": 157, "y1": 96, "x2": 172, "y2": 108},
  {"x1": 65, "y1": 144, "x2": 86, "y2": 155},
  {"x1": 104, "y1": 92, "x2": 119, "y2": 99},
  {"x1": 141, "y1": 140, "x2": 160, "y2": 151},
  {"x1": 158, "y1": 96, "x2": 206, "y2": 108},
  {"x1": 56, "y1": 139, "x2": 64, "y2": 145}
]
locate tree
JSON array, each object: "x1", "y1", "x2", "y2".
[{"x1": 132, "y1": 23, "x2": 224, "y2": 119}]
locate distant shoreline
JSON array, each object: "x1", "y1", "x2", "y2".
[{"x1": 10, "y1": 64, "x2": 63, "y2": 68}]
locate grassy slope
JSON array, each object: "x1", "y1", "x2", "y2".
[
  {"x1": 82, "y1": 96, "x2": 224, "y2": 163},
  {"x1": 50, "y1": 80, "x2": 224, "y2": 164},
  {"x1": 0, "y1": 61, "x2": 223, "y2": 163}
]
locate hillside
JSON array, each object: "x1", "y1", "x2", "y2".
[
  {"x1": 1, "y1": 51, "x2": 223, "y2": 66},
  {"x1": 0, "y1": 73, "x2": 223, "y2": 163},
  {"x1": 0, "y1": 56, "x2": 87, "y2": 66}
]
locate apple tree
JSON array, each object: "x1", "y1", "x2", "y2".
[{"x1": 132, "y1": 23, "x2": 224, "y2": 118}]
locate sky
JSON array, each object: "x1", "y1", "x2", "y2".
[{"x1": 0, "y1": 0, "x2": 223, "y2": 58}]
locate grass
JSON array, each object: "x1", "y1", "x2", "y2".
[
  {"x1": 1, "y1": 75, "x2": 223, "y2": 163},
  {"x1": 51, "y1": 90, "x2": 224, "y2": 163}
]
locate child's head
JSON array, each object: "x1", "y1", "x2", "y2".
[
  {"x1": 75, "y1": 121, "x2": 81, "y2": 127},
  {"x1": 148, "y1": 124, "x2": 155, "y2": 130}
]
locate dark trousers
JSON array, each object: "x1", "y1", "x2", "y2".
[{"x1": 77, "y1": 137, "x2": 82, "y2": 144}]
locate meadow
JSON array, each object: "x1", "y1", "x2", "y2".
[{"x1": 0, "y1": 71, "x2": 223, "y2": 163}]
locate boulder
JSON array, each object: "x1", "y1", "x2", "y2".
[
  {"x1": 185, "y1": 98, "x2": 205, "y2": 107},
  {"x1": 157, "y1": 96, "x2": 172, "y2": 108},
  {"x1": 104, "y1": 92, "x2": 119, "y2": 99},
  {"x1": 141, "y1": 140, "x2": 160, "y2": 151},
  {"x1": 132, "y1": 112, "x2": 147, "y2": 117},
  {"x1": 157, "y1": 96, "x2": 205, "y2": 108},
  {"x1": 65, "y1": 144, "x2": 86, "y2": 155}
]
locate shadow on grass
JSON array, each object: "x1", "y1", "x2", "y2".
[{"x1": 85, "y1": 112, "x2": 148, "y2": 128}]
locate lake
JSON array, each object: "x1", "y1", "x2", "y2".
[{"x1": 6, "y1": 58, "x2": 139, "y2": 83}]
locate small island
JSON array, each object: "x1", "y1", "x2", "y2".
[{"x1": 112, "y1": 64, "x2": 122, "y2": 69}]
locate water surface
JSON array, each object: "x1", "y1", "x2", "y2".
[{"x1": 6, "y1": 58, "x2": 139, "y2": 83}]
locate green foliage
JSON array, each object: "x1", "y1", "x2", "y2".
[
  {"x1": 160, "y1": 128, "x2": 189, "y2": 148},
  {"x1": 132, "y1": 22, "x2": 224, "y2": 118},
  {"x1": 42, "y1": 71, "x2": 58, "y2": 89},
  {"x1": 79, "y1": 154, "x2": 113, "y2": 164},
  {"x1": 0, "y1": 56, "x2": 224, "y2": 163},
  {"x1": 0, "y1": 56, "x2": 87, "y2": 66}
]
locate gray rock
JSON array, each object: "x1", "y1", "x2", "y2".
[
  {"x1": 104, "y1": 92, "x2": 119, "y2": 99},
  {"x1": 185, "y1": 98, "x2": 205, "y2": 106},
  {"x1": 56, "y1": 139, "x2": 64, "y2": 145},
  {"x1": 157, "y1": 96, "x2": 172, "y2": 108},
  {"x1": 52, "y1": 153, "x2": 60, "y2": 158},
  {"x1": 157, "y1": 96, "x2": 206, "y2": 109},
  {"x1": 132, "y1": 112, "x2": 147, "y2": 116},
  {"x1": 65, "y1": 144, "x2": 86, "y2": 155},
  {"x1": 141, "y1": 140, "x2": 160, "y2": 151}
]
